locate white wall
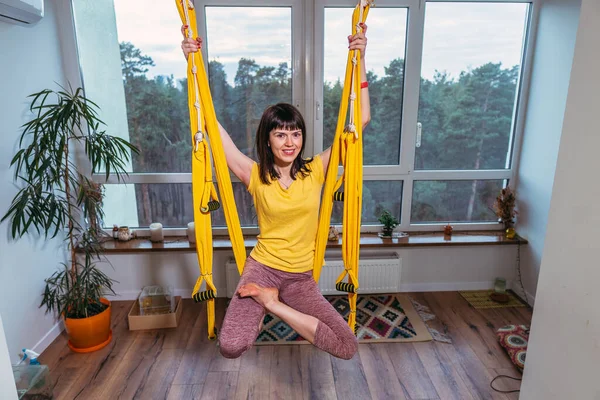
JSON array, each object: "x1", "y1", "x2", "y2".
[
  {"x1": 0, "y1": 316, "x2": 18, "y2": 400},
  {"x1": 520, "y1": 0, "x2": 599, "y2": 397},
  {"x1": 514, "y1": 0, "x2": 581, "y2": 305},
  {"x1": 100, "y1": 245, "x2": 519, "y2": 300},
  {"x1": 0, "y1": 2, "x2": 68, "y2": 362}
]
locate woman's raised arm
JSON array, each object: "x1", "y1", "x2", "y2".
[
  {"x1": 180, "y1": 26, "x2": 254, "y2": 187},
  {"x1": 320, "y1": 23, "x2": 370, "y2": 173}
]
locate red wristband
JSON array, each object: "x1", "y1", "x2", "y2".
[{"x1": 360, "y1": 81, "x2": 369, "y2": 89}]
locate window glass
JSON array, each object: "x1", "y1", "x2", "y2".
[
  {"x1": 415, "y1": 2, "x2": 528, "y2": 170},
  {"x1": 331, "y1": 181, "x2": 403, "y2": 225},
  {"x1": 205, "y1": 6, "x2": 293, "y2": 160},
  {"x1": 411, "y1": 180, "x2": 504, "y2": 223},
  {"x1": 323, "y1": 7, "x2": 408, "y2": 166},
  {"x1": 102, "y1": 182, "x2": 255, "y2": 229}
]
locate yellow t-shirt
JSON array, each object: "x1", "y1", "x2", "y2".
[{"x1": 248, "y1": 156, "x2": 324, "y2": 273}]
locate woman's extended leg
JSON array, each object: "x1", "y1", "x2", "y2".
[
  {"x1": 279, "y1": 273, "x2": 358, "y2": 360},
  {"x1": 219, "y1": 257, "x2": 281, "y2": 358},
  {"x1": 233, "y1": 266, "x2": 357, "y2": 360},
  {"x1": 237, "y1": 283, "x2": 319, "y2": 342}
]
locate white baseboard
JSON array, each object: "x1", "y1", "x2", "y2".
[
  {"x1": 400, "y1": 281, "x2": 536, "y2": 308},
  {"x1": 107, "y1": 284, "x2": 531, "y2": 303},
  {"x1": 110, "y1": 283, "x2": 528, "y2": 299},
  {"x1": 524, "y1": 290, "x2": 536, "y2": 307},
  {"x1": 104, "y1": 290, "x2": 141, "y2": 301},
  {"x1": 399, "y1": 281, "x2": 497, "y2": 292},
  {"x1": 105, "y1": 287, "x2": 228, "y2": 301},
  {"x1": 32, "y1": 320, "x2": 64, "y2": 356}
]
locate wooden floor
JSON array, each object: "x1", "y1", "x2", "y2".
[{"x1": 38, "y1": 292, "x2": 531, "y2": 400}]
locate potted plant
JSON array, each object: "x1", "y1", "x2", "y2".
[
  {"x1": 492, "y1": 186, "x2": 518, "y2": 238},
  {"x1": 378, "y1": 209, "x2": 399, "y2": 238},
  {"x1": 2, "y1": 86, "x2": 138, "y2": 352}
]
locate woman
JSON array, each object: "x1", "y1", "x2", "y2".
[{"x1": 181, "y1": 24, "x2": 370, "y2": 360}]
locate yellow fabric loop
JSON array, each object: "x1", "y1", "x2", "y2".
[
  {"x1": 199, "y1": 142, "x2": 213, "y2": 213},
  {"x1": 175, "y1": 0, "x2": 247, "y2": 340},
  {"x1": 333, "y1": 176, "x2": 344, "y2": 194},
  {"x1": 313, "y1": 2, "x2": 370, "y2": 333}
]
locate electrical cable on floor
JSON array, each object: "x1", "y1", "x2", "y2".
[
  {"x1": 490, "y1": 374, "x2": 522, "y2": 394},
  {"x1": 515, "y1": 241, "x2": 528, "y2": 303}
]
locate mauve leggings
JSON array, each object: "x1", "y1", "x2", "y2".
[{"x1": 219, "y1": 256, "x2": 358, "y2": 360}]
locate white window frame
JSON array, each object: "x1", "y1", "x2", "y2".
[
  {"x1": 89, "y1": 0, "x2": 539, "y2": 235},
  {"x1": 314, "y1": 0, "x2": 538, "y2": 232},
  {"x1": 315, "y1": 0, "x2": 419, "y2": 233},
  {"x1": 94, "y1": 0, "x2": 304, "y2": 236},
  {"x1": 408, "y1": 0, "x2": 538, "y2": 231}
]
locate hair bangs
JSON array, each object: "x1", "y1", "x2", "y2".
[{"x1": 270, "y1": 108, "x2": 303, "y2": 133}]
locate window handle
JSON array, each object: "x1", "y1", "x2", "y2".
[
  {"x1": 316, "y1": 101, "x2": 321, "y2": 120},
  {"x1": 416, "y1": 122, "x2": 422, "y2": 148}
]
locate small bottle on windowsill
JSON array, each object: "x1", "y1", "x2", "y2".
[{"x1": 112, "y1": 224, "x2": 119, "y2": 240}]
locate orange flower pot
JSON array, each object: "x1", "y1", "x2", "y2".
[{"x1": 64, "y1": 298, "x2": 112, "y2": 353}]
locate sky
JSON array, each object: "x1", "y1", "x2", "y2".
[{"x1": 113, "y1": 1, "x2": 528, "y2": 86}]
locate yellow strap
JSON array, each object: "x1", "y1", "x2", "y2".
[
  {"x1": 175, "y1": 0, "x2": 247, "y2": 340},
  {"x1": 313, "y1": 2, "x2": 371, "y2": 333}
]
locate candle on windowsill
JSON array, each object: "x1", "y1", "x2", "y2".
[
  {"x1": 187, "y1": 222, "x2": 196, "y2": 243},
  {"x1": 149, "y1": 222, "x2": 163, "y2": 242}
]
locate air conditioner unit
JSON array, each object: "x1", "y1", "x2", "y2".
[{"x1": 0, "y1": 0, "x2": 43, "y2": 26}]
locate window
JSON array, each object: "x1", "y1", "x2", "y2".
[
  {"x1": 410, "y1": 1, "x2": 529, "y2": 229},
  {"x1": 75, "y1": 0, "x2": 534, "y2": 232},
  {"x1": 205, "y1": 6, "x2": 294, "y2": 160},
  {"x1": 73, "y1": 0, "x2": 301, "y2": 230},
  {"x1": 322, "y1": 6, "x2": 407, "y2": 166}
]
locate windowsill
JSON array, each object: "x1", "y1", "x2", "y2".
[{"x1": 96, "y1": 231, "x2": 527, "y2": 254}]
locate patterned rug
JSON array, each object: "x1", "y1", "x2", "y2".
[
  {"x1": 255, "y1": 293, "x2": 432, "y2": 344},
  {"x1": 459, "y1": 290, "x2": 528, "y2": 309}
]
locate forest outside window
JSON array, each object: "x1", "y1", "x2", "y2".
[
  {"x1": 76, "y1": 0, "x2": 534, "y2": 232},
  {"x1": 410, "y1": 1, "x2": 529, "y2": 227}
]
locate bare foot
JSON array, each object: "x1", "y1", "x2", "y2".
[{"x1": 237, "y1": 283, "x2": 279, "y2": 310}]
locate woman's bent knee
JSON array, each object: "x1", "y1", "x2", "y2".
[
  {"x1": 336, "y1": 335, "x2": 358, "y2": 360},
  {"x1": 219, "y1": 338, "x2": 252, "y2": 359}
]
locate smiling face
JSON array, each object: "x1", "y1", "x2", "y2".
[
  {"x1": 269, "y1": 128, "x2": 303, "y2": 165},
  {"x1": 255, "y1": 103, "x2": 308, "y2": 184}
]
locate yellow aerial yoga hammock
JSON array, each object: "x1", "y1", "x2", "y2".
[
  {"x1": 175, "y1": 0, "x2": 247, "y2": 340},
  {"x1": 313, "y1": 0, "x2": 372, "y2": 333},
  {"x1": 176, "y1": 0, "x2": 370, "y2": 339}
]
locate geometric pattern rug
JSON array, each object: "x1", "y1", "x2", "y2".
[
  {"x1": 458, "y1": 290, "x2": 528, "y2": 309},
  {"x1": 255, "y1": 293, "x2": 432, "y2": 344}
]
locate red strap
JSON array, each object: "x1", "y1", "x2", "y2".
[{"x1": 360, "y1": 81, "x2": 369, "y2": 89}]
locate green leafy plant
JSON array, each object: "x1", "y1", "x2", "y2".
[
  {"x1": 1, "y1": 86, "x2": 138, "y2": 319},
  {"x1": 378, "y1": 209, "x2": 399, "y2": 236}
]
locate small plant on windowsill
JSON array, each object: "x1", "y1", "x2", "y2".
[
  {"x1": 1, "y1": 85, "x2": 138, "y2": 352},
  {"x1": 492, "y1": 186, "x2": 518, "y2": 238},
  {"x1": 378, "y1": 209, "x2": 399, "y2": 238}
]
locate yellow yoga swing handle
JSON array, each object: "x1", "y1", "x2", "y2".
[{"x1": 335, "y1": 282, "x2": 357, "y2": 294}]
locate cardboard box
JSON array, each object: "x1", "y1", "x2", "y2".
[{"x1": 128, "y1": 295, "x2": 182, "y2": 330}]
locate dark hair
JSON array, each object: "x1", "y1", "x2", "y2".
[{"x1": 255, "y1": 103, "x2": 312, "y2": 185}]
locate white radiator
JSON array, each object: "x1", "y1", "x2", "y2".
[
  {"x1": 318, "y1": 252, "x2": 401, "y2": 295},
  {"x1": 225, "y1": 252, "x2": 401, "y2": 297}
]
